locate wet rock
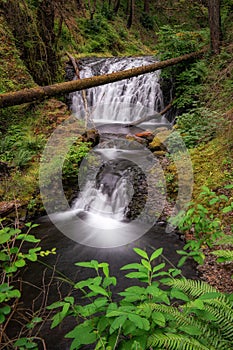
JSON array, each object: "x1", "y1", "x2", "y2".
[
  {"x1": 81, "y1": 129, "x2": 100, "y2": 146},
  {"x1": 153, "y1": 150, "x2": 167, "y2": 157},
  {"x1": 149, "y1": 130, "x2": 171, "y2": 151},
  {"x1": 134, "y1": 131, "x2": 154, "y2": 142},
  {"x1": 125, "y1": 134, "x2": 148, "y2": 145}
]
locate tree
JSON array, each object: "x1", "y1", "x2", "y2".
[
  {"x1": 144, "y1": 0, "x2": 149, "y2": 13},
  {"x1": 127, "y1": 0, "x2": 134, "y2": 28},
  {"x1": 208, "y1": 0, "x2": 222, "y2": 54}
]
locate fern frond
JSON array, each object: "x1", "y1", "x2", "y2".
[
  {"x1": 214, "y1": 235, "x2": 233, "y2": 247},
  {"x1": 148, "y1": 333, "x2": 213, "y2": 350},
  {"x1": 164, "y1": 278, "x2": 218, "y2": 298},
  {"x1": 141, "y1": 303, "x2": 230, "y2": 350},
  {"x1": 204, "y1": 304, "x2": 233, "y2": 341},
  {"x1": 211, "y1": 249, "x2": 233, "y2": 262}
]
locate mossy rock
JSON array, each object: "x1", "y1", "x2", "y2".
[{"x1": 149, "y1": 130, "x2": 171, "y2": 151}]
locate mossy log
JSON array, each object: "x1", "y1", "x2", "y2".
[{"x1": 0, "y1": 48, "x2": 207, "y2": 108}]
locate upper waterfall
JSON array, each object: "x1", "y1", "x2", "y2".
[{"x1": 70, "y1": 56, "x2": 165, "y2": 124}]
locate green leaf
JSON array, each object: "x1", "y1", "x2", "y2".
[
  {"x1": 133, "y1": 248, "x2": 149, "y2": 260},
  {"x1": 103, "y1": 276, "x2": 117, "y2": 288},
  {"x1": 14, "y1": 338, "x2": 28, "y2": 346},
  {"x1": 16, "y1": 234, "x2": 40, "y2": 243},
  {"x1": 0, "y1": 252, "x2": 9, "y2": 261},
  {"x1": 47, "y1": 301, "x2": 66, "y2": 310},
  {"x1": 179, "y1": 325, "x2": 202, "y2": 336},
  {"x1": 75, "y1": 261, "x2": 94, "y2": 268},
  {"x1": 170, "y1": 288, "x2": 190, "y2": 302},
  {"x1": 177, "y1": 256, "x2": 187, "y2": 267},
  {"x1": 209, "y1": 197, "x2": 219, "y2": 205},
  {"x1": 150, "y1": 248, "x2": 163, "y2": 261},
  {"x1": 51, "y1": 302, "x2": 70, "y2": 329},
  {"x1": 146, "y1": 285, "x2": 161, "y2": 297},
  {"x1": 88, "y1": 285, "x2": 109, "y2": 297},
  {"x1": 224, "y1": 184, "x2": 233, "y2": 189},
  {"x1": 141, "y1": 259, "x2": 151, "y2": 271},
  {"x1": 120, "y1": 263, "x2": 144, "y2": 270},
  {"x1": 14, "y1": 259, "x2": 26, "y2": 268},
  {"x1": 97, "y1": 316, "x2": 109, "y2": 333},
  {"x1": 64, "y1": 296, "x2": 74, "y2": 304},
  {"x1": 152, "y1": 263, "x2": 165, "y2": 273},
  {"x1": 152, "y1": 312, "x2": 166, "y2": 327},
  {"x1": 98, "y1": 262, "x2": 109, "y2": 277},
  {"x1": 110, "y1": 315, "x2": 127, "y2": 334},
  {"x1": 222, "y1": 206, "x2": 232, "y2": 214},
  {"x1": 74, "y1": 276, "x2": 102, "y2": 289},
  {"x1": 65, "y1": 321, "x2": 97, "y2": 349},
  {"x1": 0, "y1": 233, "x2": 11, "y2": 244},
  {"x1": 176, "y1": 250, "x2": 188, "y2": 256},
  {"x1": 128, "y1": 314, "x2": 150, "y2": 330},
  {"x1": 125, "y1": 272, "x2": 148, "y2": 279},
  {"x1": 198, "y1": 292, "x2": 223, "y2": 300}
]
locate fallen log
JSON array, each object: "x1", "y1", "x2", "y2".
[
  {"x1": 0, "y1": 48, "x2": 207, "y2": 108},
  {"x1": 125, "y1": 100, "x2": 173, "y2": 127}
]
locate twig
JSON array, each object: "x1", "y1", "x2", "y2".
[
  {"x1": 66, "y1": 52, "x2": 90, "y2": 127},
  {"x1": 125, "y1": 100, "x2": 174, "y2": 127}
]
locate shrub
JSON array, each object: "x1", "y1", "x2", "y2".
[{"x1": 175, "y1": 107, "x2": 218, "y2": 148}]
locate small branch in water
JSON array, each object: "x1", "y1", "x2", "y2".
[{"x1": 125, "y1": 101, "x2": 173, "y2": 127}]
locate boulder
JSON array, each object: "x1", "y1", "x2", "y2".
[{"x1": 149, "y1": 130, "x2": 171, "y2": 151}]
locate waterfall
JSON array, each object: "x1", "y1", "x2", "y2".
[
  {"x1": 70, "y1": 56, "x2": 165, "y2": 124},
  {"x1": 46, "y1": 57, "x2": 168, "y2": 247}
]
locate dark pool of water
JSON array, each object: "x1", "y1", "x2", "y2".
[{"x1": 17, "y1": 219, "x2": 197, "y2": 350}]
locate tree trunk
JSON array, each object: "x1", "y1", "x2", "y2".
[
  {"x1": 127, "y1": 0, "x2": 134, "y2": 29},
  {"x1": 144, "y1": 0, "x2": 149, "y2": 13},
  {"x1": 0, "y1": 48, "x2": 208, "y2": 108},
  {"x1": 114, "y1": 0, "x2": 121, "y2": 14},
  {"x1": 208, "y1": 0, "x2": 221, "y2": 54}
]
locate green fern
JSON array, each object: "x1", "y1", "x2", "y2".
[
  {"x1": 203, "y1": 303, "x2": 233, "y2": 341},
  {"x1": 211, "y1": 249, "x2": 233, "y2": 262},
  {"x1": 148, "y1": 333, "x2": 213, "y2": 350},
  {"x1": 163, "y1": 278, "x2": 218, "y2": 298},
  {"x1": 140, "y1": 303, "x2": 231, "y2": 350},
  {"x1": 214, "y1": 235, "x2": 233, "y2": 247}
]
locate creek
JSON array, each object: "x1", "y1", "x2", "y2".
[{"x1": 21, "y1": 56, "x2": 196, "y2": 349}]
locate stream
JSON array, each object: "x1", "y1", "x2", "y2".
[{"x1": 20, "y1": 57, "x2": 196, "y2": 349}]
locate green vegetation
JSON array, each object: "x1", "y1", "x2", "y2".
[
  {"x1": 0, "y1": 0, "x2": 233, "y2": 348},
  {"x1": 46, "y1": 248, "x2": 233, "y2": 350},
  {"x1": 0, "y1": 220, "x2": 55, "y2": 347}
]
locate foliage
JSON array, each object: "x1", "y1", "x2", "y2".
[
  {"x1": 48, "y1": 247, "x2": 233, "y2": 350},
  {"x1": 175, "y1": 107, "x2": 219, "y2": 148},
  {"x1": 156, "y1": 25, "x2": 209, "y2": 109},
  {"x1": 76, "y1": 15, "x2": 126, "y2": 55},
  {"x1": 0, "y1": 124, "x2": 45, "y2": 169},
  {"x1": 62, "y1": 140, "x2": 90, "y2": 181},
  {"x1": 0, "y1": 220, "x2": 56, "y2": 348},
  {"x1": 169, "y1": 185, "x2": 233, "y2": 267}
]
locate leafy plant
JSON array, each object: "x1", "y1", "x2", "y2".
[
  {"x1": 48, "y1": 247, "x2": 233, "y2": 350},
  {"x1": 0, "y1": 220, "x2": 56, "y2": 348},
  {"x1": 175, "y1": 107, "x2": 219, "y2": 148},
  {"x1": 156, "y1": 25, "x2": 209, "y2": 110},
  {"x1": 169, "y1": 185, "x2": 233, "y2": 266},
  {"x1": 62, "y1": 140, "x2": 90, "y2": 181}
]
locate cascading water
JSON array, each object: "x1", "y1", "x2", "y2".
[
  {"x1": 46, "y1": 57, "x2": 169, "y2": 247},
  {"x1": 70, "y1": 56, "x2": 166, "y2": 125}
]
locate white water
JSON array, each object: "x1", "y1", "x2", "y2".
[
  {"x1": 70, "y1": 56, "x2": 165, "y2": 124},
  {"x1": 49, "y1": 57, "x2": 167, "y2": 247}
]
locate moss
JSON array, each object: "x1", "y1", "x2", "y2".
[
  {"x1": 190, "y1": 135, "x2": 233, "y2": 198},
  {"x1": 0, "y1": 14, "x2": 35, "y2": 131}
]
